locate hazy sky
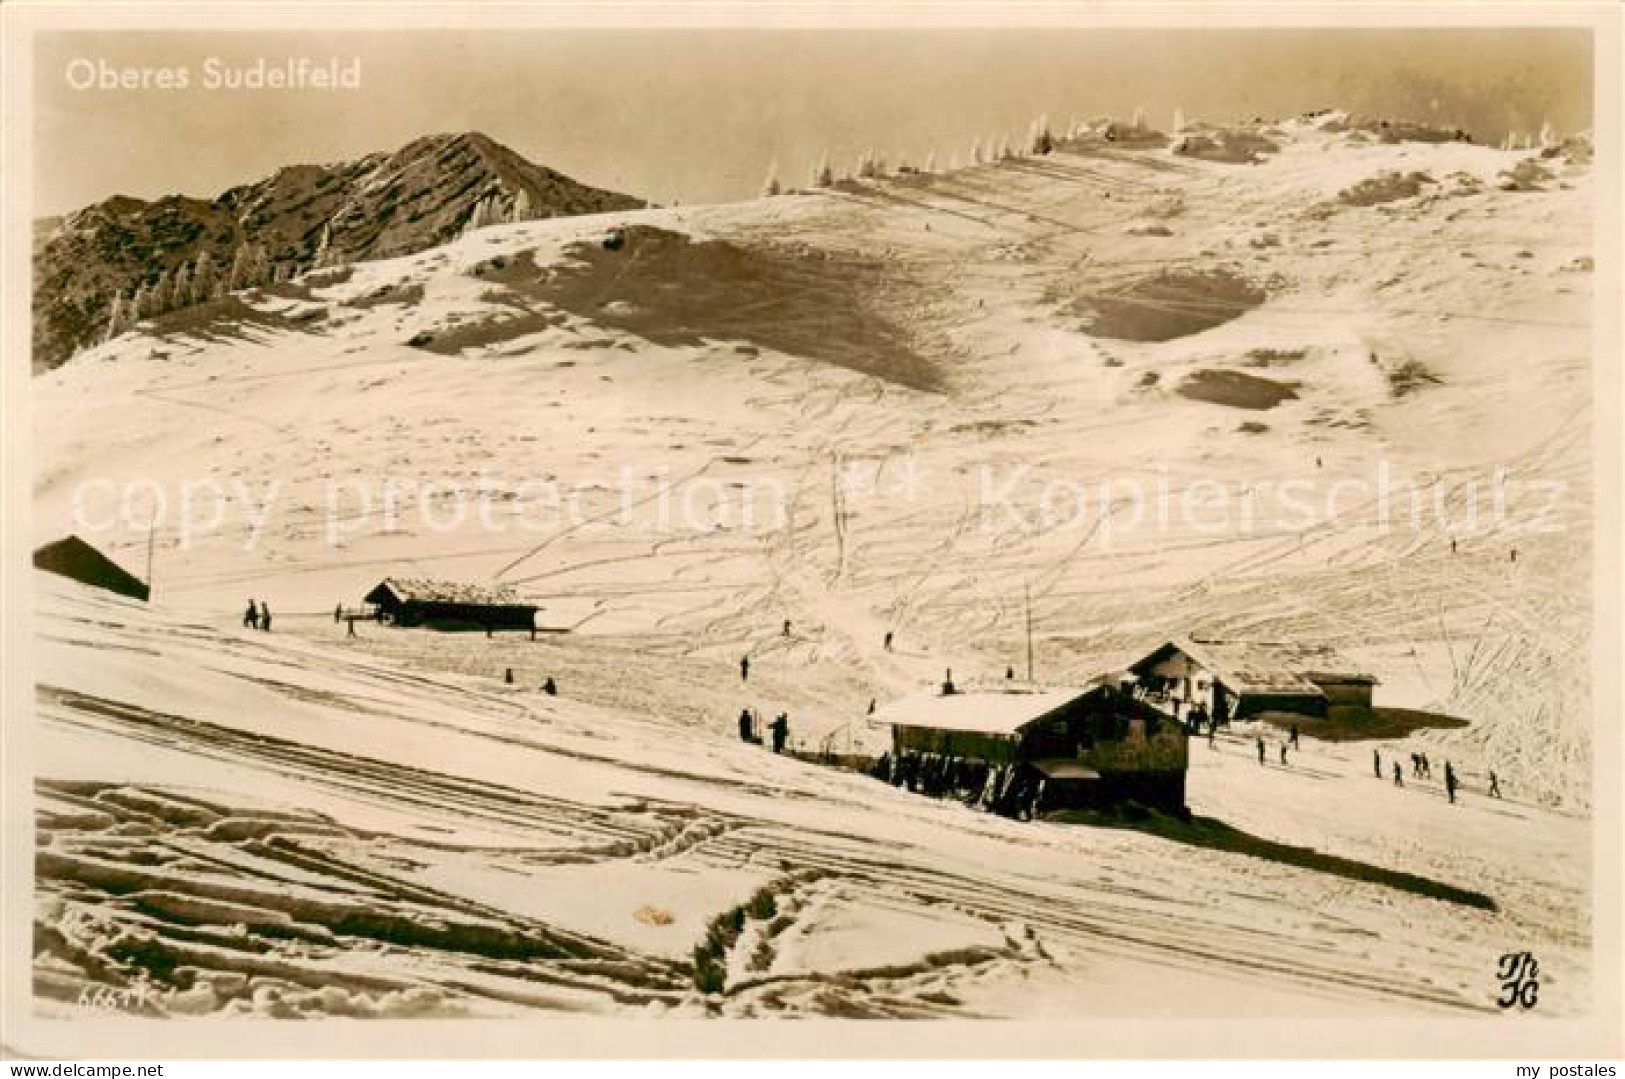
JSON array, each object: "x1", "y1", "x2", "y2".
[{"x1": 33, "y1": 27, "x2": 1593, "y2": 216}]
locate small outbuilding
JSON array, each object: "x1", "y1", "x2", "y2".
[
  {"x1": 363, "y1": 577, "x2": 538, "y2": 632},
  {"x1": 1128, "y1": 636, "x2": 1377, "y2": 723},
  {"x1": 33, "y1": 535, "x2": 149, "y2": 602},
  {"x1": 874, "y1": 680, "x2": 1187, "y2": 814}
]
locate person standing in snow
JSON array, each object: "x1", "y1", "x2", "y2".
[
  {"x1": 244, "y1": 599, "x2": 259, "y2": 630},
  {"x1": 258, "y1": 601, "x2": 272, "y2": 632},
  {"x1": 1393, "y1": 761, "x2": 1404, "y2": 787},
  {"x1": 770, "y1": 713, "x2": 789, "y2": 754},
  {"x1": 1289, "y1": 724, "x2": 1300, "y2": 750},
  {"x1": 740, "y1": 655, "x2": 750, "y2": 682},
  {"x1": 883, "y1": 631, "x2": 894, "y2": 652},
  {"x1": 1279, "y1": 743, "x2": 1288, "y2": 766},
  {"x1": 1489, "y1": 770, "x2": 1503, "y2": 799},
  {"x1": 1444, "y1": 761, "x2": 1459, "y2": 804},
  {"x1": 1373, "y1": 749, "x2": 1382, "y2": 778},
  {"x1": 542, "y1": 677, "x2": 557, "y2": 696},
  {"x1": 738, "y1": 708, "x2": 754, "y2": 743},
  {"x1": 1256, "y1": 736, "x2": 1266, "y2": 765}
]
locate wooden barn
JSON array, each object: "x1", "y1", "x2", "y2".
[
  {"x1": 364, "y1": 577, "x2": 538, "y2": 631},
  {"x1": 874, "y1": 681, "x2": 1187, "y2": 813},
  {"x1": 1128, "y1": 637, "x2": 1377, "y2": 724},
  {"x1": 33, "y1": 535, "x2": 149, "y2": 602}
]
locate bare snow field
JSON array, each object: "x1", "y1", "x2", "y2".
[{"x1": 28, "y1": 115, "x2": 1596, "y2": 1018}]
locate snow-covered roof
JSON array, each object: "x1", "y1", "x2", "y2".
[
  {"x1": 33, "y1": 534, "x2": 150, "y2": 602},
  {"x1": 367, "y1": 576, "x2": 534, "y2": 608},
  {"x1": 871, "y1": 686, "x2": 1094, "y2": 737},
  {"x1": 1131, "y1": 637, "x2": 1376, "y2": 697}
]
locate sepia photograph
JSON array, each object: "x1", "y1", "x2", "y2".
[{"x1": 1, "y1": 1, "x2": 1620, "y2": 1063}]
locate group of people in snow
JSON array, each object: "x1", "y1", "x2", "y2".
[
  {"x1": 1219, "y1": 718, "x2": 1501, "y2": 807},
  {"x1": 737, "y1": 708, "x2": 790, "y2": 754},
  {"x1": 1241, "y1": 722, "x2": 1302, "y2": 767},
  {"x1": 1372, "y1": 748, "x2": 1497, "y2": 802},
  {"x1": 242, "y1": 599, "x2": 272, "y2": 632},
  {"x1": 1254, "y1": 735, "x2": 1296, "y2": 767}
]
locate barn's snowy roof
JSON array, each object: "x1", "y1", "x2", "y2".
[
  {"x1": 33, "y1": 534, "x2": 149, "y2": 602},
  {"x1": 1131, "y1": 637, "x2": 1377, "y2": 696},
  {"x1": 367, "y1": 577, "x2": 533, "y2": 608},
  {"x1": 872, "y1": 686, "x2": 1094, "y2": 736}
]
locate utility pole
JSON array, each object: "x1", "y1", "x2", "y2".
[
  {"x1": 1025, "y1": 581, "x2": 1034, "y2": 682},
  {"x1": 145, "y1": 512, "x2": 157, "y2": 599}
]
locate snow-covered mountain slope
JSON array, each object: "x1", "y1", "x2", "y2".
[
  {"x1": 27, "y1": 116, "x2": 1598, "y2": 1017},
  {"x1": 32, "y1": 131, "x2": 644, "y2": 372},
  {"x1": 32, "y1": 575, "x2": 1590, "y2": 1017},
  {"x1": 36, "y1": 118, "x2": 1594, "y2": 801}
]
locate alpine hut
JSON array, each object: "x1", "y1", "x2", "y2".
[
  {"x1": 363, "y1": 577, "x2": 538, "y2": 632},
  {"x1": 873, "y1": 680, "x2": 1187, "y2": 814},
  {"x1": 1128, "y1": 637, "x2": 1377, "y2": 724}
]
